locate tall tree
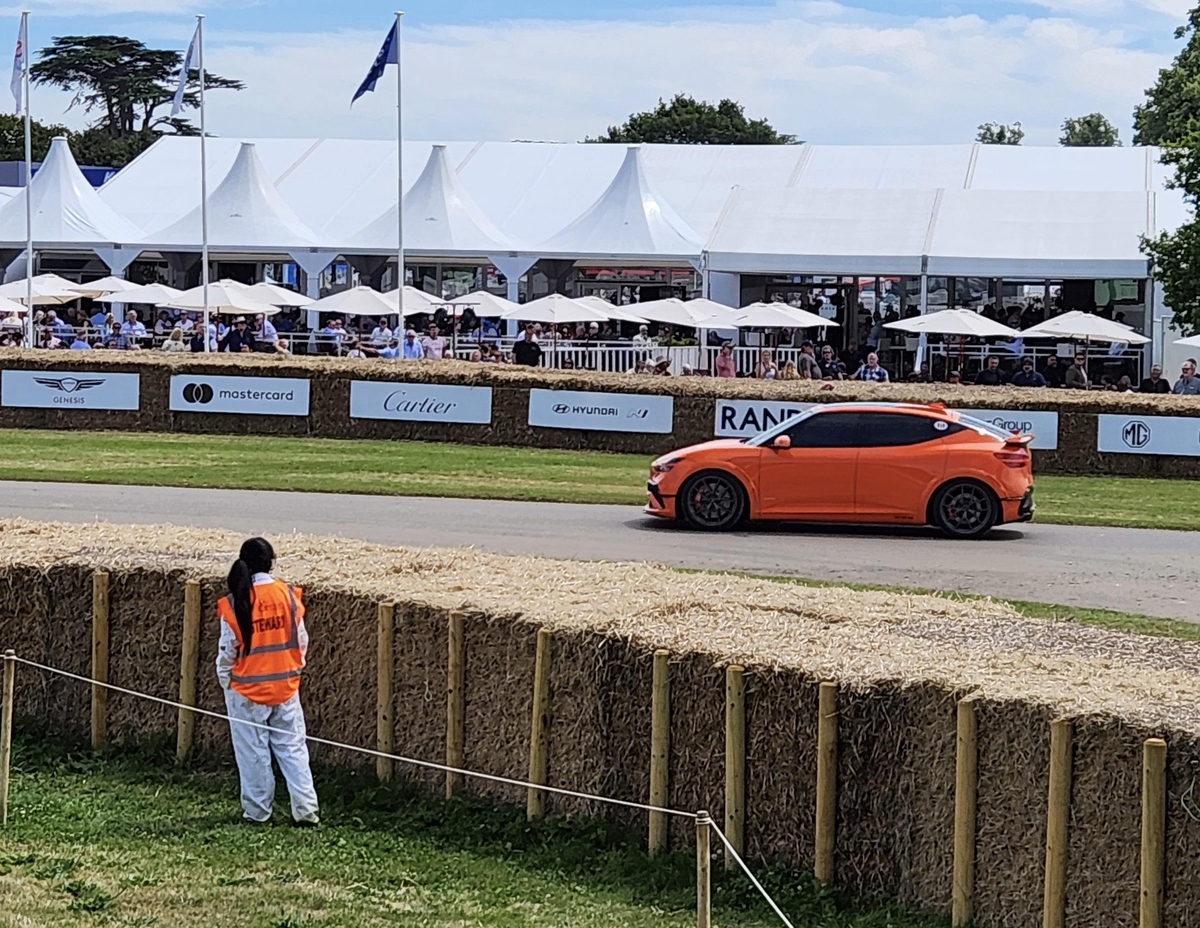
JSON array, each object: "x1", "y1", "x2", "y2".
[
  {"x1": 976, "y1": 121, "x2": 1024, "y2": 145},
  {"x1": 0, "y1": 113, "x2": 68, "y2": 162},
  {"x1": 1060, "y1": 113, "x2": 1120, "y2": 146},
  {"x1": 1143, "y1": 121, "x2": 1200, "y2": 334},
  {"x1": 31, "y1": 35, "x2": 242, "y2": 139},
  {"x1": 1134, "y1": 7, "x2": 1200, "y2": 145},
  {"x1": 589, "y1": 94, "x2": 796, "y2": 144}
]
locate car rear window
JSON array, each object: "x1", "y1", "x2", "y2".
[{"x1": 956, "y1": 414, "x2": 1011, "y2": 440}]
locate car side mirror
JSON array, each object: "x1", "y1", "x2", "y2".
[{"x1": 772, "y1": 435, "x2": 792, "y2": 450}]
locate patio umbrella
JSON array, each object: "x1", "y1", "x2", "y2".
[
  {"x1": 1173, "y1": 334, "x2": 1200, "y2": 349},
  {"x1": 631, "y1": 297, "x2": 744, "y2": 328},
  {"x1": 574, "y1": 295, "x2": 650, "y2": 325},
  {"x1": 448, "y1": 290, "x2": 520, "y2": 317},
  {"x1": 499, "y1": 293, "x2": 608, "y2": 326},
  {"x1": 94, "y1": 283, "x2": 183, "y2": 305},
  {"x1": 164, "y1": 281, "x2": 281, "y2": 316},
  {"x1": 1020, "y1": 310, "x2": 1149, "y2": 344},
  {"x1": 732, "y1": 302, "x2": 840, "y2": 329},
  {"x1": 69, "y1": 277, "x2": 145, "y2": 299},
  {"x1": 884, "y1": 308, "x2": 1020, "y2": 338},
  {"x1": 306, "y1": 286, "x2": 398, "y2": 317},
  {"x1": 245, "y1": 281, "x2": 314, "y2": 308},
  {"x1": 0, "y1": 274, "x2": 84, "y2": 305},
  {"x1": 386, "y1": 286, "x2": 444, "y2": 318}
]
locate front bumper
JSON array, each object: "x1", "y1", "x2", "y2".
[{"x1": 645, "y1": 480, "x2": 676, "y2": 519}]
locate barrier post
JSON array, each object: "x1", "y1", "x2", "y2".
[
  {"x1": 724, "y1": 664, "x2": 745, "y2": 870},
  {"x1": 648, "y1": 649, "x2": 670, "y2": 856},
  {"x1": 526, "y1": 628, "x2": 552, "y2": 820},
  {"x1": 815, "y1": 681, "x2": 838, "y2": 884},
  {"x1": 376, "y1": 602, "x2": 395, "y2": 783},
  {"x1": 1140, "y1": 738, "x2": 1167, "y2": 928},
  {"x1": 952, "y1": 698, "x2": 978, "y2": 928},
  {"x1": 0, "y1": 650, "x2": 15, "y2": 826},
  {"x1": 175, "y1": 579, "x2": 202, "y2": 764},
  {"x1": 446, "y1": 610, "x2": 466, "y2": 798},
  {"x1": 1043, "y1": 718, "x2": 1073, "y2": 928},
  {"x1": 91, "y1": 570, "x2": 109, "y2": 751},
  {"x1": 696, "y1": 810, "x2": 712, "y2": 928}
]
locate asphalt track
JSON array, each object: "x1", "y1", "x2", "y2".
[{"x1": 0, "y1": 480, "x2": 1193, "y2": 622}]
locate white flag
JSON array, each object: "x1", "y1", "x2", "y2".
[
  {"x1": 10, "y1": 14, "x2": 26, "y2": 115},
  {"x1": 171, "y1": 22, "x2": 200, "y2": 117}
]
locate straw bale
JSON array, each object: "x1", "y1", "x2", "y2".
[
  {"x1": 661, "y1": 653, "x2": 725, "y2": 847},
  {"x1": 392, "y1": 603, "x2": 448, "y2": 792},
  {"x1": 1164, "y1": 735, "x2": 1200, "y2": 927}
]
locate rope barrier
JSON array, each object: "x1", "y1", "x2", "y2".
[{"x1": 706, "y1": 814, "x2": 797, "y2": 928}]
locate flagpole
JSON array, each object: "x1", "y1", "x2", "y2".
[
  {"x1": 395, "y1": 11, "x2": 404, "y2": 321},
  {"x1": 197, "y1": 14, "x2": 210, "y2": 353},
  {"x1": 21, "y1": 10, "x2": 32, "y2": 349}
]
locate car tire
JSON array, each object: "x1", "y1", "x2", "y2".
[
  {"x1": 931, "y1": 480, "x2": 999, "y2": 539},
  {"x1": 680, "y1": 472, "x2": 746, "y2": 531}
]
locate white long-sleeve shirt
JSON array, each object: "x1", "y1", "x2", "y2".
[{"x1": 216, "y1": 573, "x2": 309, "y2": 690}]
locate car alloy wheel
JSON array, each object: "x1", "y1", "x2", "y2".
[
  {"x1": 682, "y1": 473, "x2": 744, "y2": 531},
  {"x1": 935, "y1": 481, "x2": 997, "y2": 539}
]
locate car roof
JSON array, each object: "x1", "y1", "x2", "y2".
[{"x1": 813, "y1": 402, "x2": 954, "y2": 419}]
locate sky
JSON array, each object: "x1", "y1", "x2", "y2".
[{"x1": 2, "y1": 0, "x2": 1192, "y2": 146}]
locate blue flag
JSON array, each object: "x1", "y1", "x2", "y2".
[{"x1": 352, "y1": 22, "x2": 399, "y2": 105}]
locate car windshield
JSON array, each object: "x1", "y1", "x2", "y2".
[{"x1": 956, "y1": 414, "x2": 1011, "y2": 440}]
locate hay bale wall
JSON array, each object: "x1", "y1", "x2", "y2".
[
  {"x1": 2, "y1": 519, "x2": 1200, "y2": 927},
  {"x1": 4, "y1": 349, "x2": 1200, "y2": 475}
]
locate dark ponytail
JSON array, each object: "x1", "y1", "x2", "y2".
[{"x1": 227, "y1": 537, "x2": 275, "y2": 649}]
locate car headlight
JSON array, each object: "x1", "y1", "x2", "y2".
[{"x1": 651, "y1": 457, "x2": 684, "y2": 474}]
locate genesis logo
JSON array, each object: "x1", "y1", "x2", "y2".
[
  {"x1": 553, "y1": 404, "x2": 570, "y2": 414},
  {"x1": 34, "y1": 376, "x2": 104, "y2": 394},
  {"x1": 1121, "y1": 420, "x2": 1151, "y2": 449},
  {"x1": 181, "y1": 382, "x2": 215, "y2": 404}
]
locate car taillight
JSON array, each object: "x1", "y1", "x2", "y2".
[{"x1": 994, "y1": 449, "x2": 1030, "y2": 468}]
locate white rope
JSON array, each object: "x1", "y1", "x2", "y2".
[{"x1": 704, "y1": 815, "x2": 797, "y2": 928}]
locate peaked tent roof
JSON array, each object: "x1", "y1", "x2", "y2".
[
  {"x1": 343, "y1": 144, "x2": 515, "y2": 256},
  {"x1": 141, "y1": 142, "x2": 320, "y2": 252},
  {"x1": 0, "y1": 137, "x2": 144, "y2": 249},
  {"x1": 539, "y1": 145, "x2": 703, "y2": 261}
]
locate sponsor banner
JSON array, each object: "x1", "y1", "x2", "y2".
[
  {"x1": 714, "y1": 400, "x2": 815, "y2": 438},
  {"x1": 528, "y1": 388, "x2": 674, "y2": 434},
  {"x1": 1097, "y1": 415, "x2": 1200, "y2": 457},
  {"x1": 169, "y1": 375, "x2": 310, "y2": 417},
  {"x1": 1, "y1": 369, "x2": 140, "y2": 410},
  {"x1": 955, "y1": 409, "x2": 1059, "y2": 450},
  {"x1": 349, "y1": 381, "x2": 493, "y2": 424}
]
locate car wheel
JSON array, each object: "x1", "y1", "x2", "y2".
[
  {"x1": 931, "y1": 480, "x2": 998, "y2": 539},
  {"x1": 680, "y1": 472, "x2": 746, "y2": 531}
]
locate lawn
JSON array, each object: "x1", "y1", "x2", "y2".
[
  {"x1": 1, "y1": 428, "x2": 1198, "y2": 530},
  {"x1": 0, "y1": 731, "x2": 937, "y2": 928}
]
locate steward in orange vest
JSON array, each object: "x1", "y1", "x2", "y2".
[{"x1": 217, "y1": 577, "x2": 305, "y2": 705}]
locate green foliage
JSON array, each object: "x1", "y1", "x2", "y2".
[
  {"x1": 1134, "y1": 7, "x2": 1200, "y2": 145},
  {"x1": 0, "y1": 113, "x2": 68, "y2": 162},
  {"x1": 589, "y1": 94, "x2": 797, "y2": 144},
  {"x1": 1060, "y1": 112, "x2": 1120, "y2": 146},
  {"x1": 976, "y1": 121, "x2": 1024, "y2": 145},
  {"x1": 1143, "y1": 119, "x2": 1200, "y2": 335}
]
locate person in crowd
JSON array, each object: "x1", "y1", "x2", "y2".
[
  {"x1": 974, "y1": 355, "x2": 1006, "y2": 386},
  {"x1": 89, "y1": 304, "x2": 108, "y2": 329},
  {"x1": 1117, "y1": 375, "x2": 1135, "y2": 393},
  {"x1": 160, "y1": 327, "x2": 188, "y2": 353},
  {"x1": 797, "y1": 340, "x2": 820, "y2": 379},
  {"x1": 345, "y1": 339, "x2": 368, "y2": 359},
  {"x1": 1064, "y1": 353, "x2": 1091, "y2": 390},
  {"x1": 370, "y1": 317, "x2": 393, "y2": 348},
  {"x1": 632, "y1": 325, "x2": 654, "y2": 349},
  {"x1": 401, "y1": 329, "x2": 422, "y2": 360},
  {"x1": 485, "y1": 343, "x2": 507, "y2": 364},
  {"x1": 948, "y1": 370, "x2": 962, "y2": 384},
  {"x1": 46, "y1": 310, "x2": 74, "y2": 344},
  {"x1": 779, "y1": 359, "x2": 800, "y2": 381},
  {"x1": 377, "y1": 337, "x2": 402, "y2": 359},
  {"x1": 1173, "y1": 359, "x2": 1200, "y2": 395},
  {"x1": 1010, "y1": 357, "x2": 1047, "y2": 387},
  {"x1": 852, "y1": 351, "x2": 890, "y2": 382},
  {"x1": 469, "y1": 349, "x2": 483, "y2": 362},
  {"x1": 2, "y1": 306, "x2": 23, "y2": 334},
  {"x1": 219, "y1": 316, "x2": 257, "y2": 353},
  {"x1": 179, "y1": 312, "x2": 196, "y2": 336},
  {"x1": 38, "y1": 329, "x2": 62, "y2": 349},
  {"x1": 154, "y1": 310, "x2": 173, "y2": 337},
  {"x1": 1040, "y1": 355, "x2": 1065, "y2": 388},
  {"x1": 274, "y1": 339, "x2": 292, "y2": 356},
  {"x1": 254, "y1": 313, "x2": 278, "y2": 349},
  {"x1": 652, "y1": 357, "x2": 673, "y2": 376},
  {"x1": 1140, "y1": 364, "x2": 1171, "y2": 394},
  {"x1": 69, "y1": 331, "x2": 91, "y2": 350},
  {"x1": 118, "y1": 310, "x2": 147, "y2": 349},
  {"x1": 217, "y1": 537, "x2": 319, "y2": 826},
  {"x1": 513, "y1": 325, "x2": 543, "y2": 366},
  {"x1": 421, "y1": 324, "x2": 445, "y2": 360},
  {"x1": 714, "y1": 342, "x2": 736, "y2": 378},
  {"x1": 818, "y1": 344, "x2": 843, "y2": 380},
  {"x1": 754, "y1": 348, "x2": 777, "y2": 380}
]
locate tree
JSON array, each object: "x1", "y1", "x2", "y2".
[
  {"x1": 1143, "y1": 120, "x2": 1200, "y2": 333},
  {"x1": 1134, "y1": 8, "x2": 1200, "y2": 145},
  {"x1": 976, "y1": 121, "x2": 1024, "y2": 145},
  {"x1": 0, "y1": 113, "x2": 68, "y2": 162},
  {"x1": 589, "y1": 94, "x2": 796, "y2": 144},
  {"x1": 31, "y1": 35, "x2": 242, "y2": 139},
  {"x1": 1060, "y1": 113, "x2": 1120, "y2": 146}
]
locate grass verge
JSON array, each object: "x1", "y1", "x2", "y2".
[
  {"x1": 1, "y1": 428, "x2": 1199, "y2": 531},
  {"x1": 0, "y1": 729, "x2": 940, "y2": 928}
]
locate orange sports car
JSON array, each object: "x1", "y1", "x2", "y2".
[{"x1": 646, "y1": 403, "x2": 1034, "y2": 538}]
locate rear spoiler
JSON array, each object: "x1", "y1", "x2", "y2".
[{"x1": 1004, "y1": 433, "x2": 1034, "y2": 447}]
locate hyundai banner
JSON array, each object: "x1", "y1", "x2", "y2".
[
  {"x1": 528, "y1": 389, "x2": 674, "y2": 433},
  {"x1": 1097, "y1": 414, "x2": 1200, "y2": 456},
  {"x1": 350, "y1": 381, "x2": 492, "y2": 424},
  {"x1": 1, "y1": 370, "x2": 140, "y2": 410},
  {"x1": 169, "y1": 375, "x2": 310, "y2": 416}
]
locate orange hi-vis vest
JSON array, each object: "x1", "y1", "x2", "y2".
[{"x1": 218, "y1": 579, "x2": 305, "y2": 706}]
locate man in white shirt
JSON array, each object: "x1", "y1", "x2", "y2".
[
  {"x1": 632, "y1": 325, "x2": 654, "y2": 348},
  {"x1": 255, "y1": 313, "x2": 278, "y2": 346},
  {"x1": 119, "y1": 310, "x2": 147, "y2": 349},
  {"x1": 401, "y1": 329, "x2": 422, "y2": 360},
  {"x1": 370, "y1": 318, "x2": 393, "y2": 348},
  {"x1": 421, "y1": 324, "x2": 445, "y2": 360}
]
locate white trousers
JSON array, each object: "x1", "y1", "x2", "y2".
[{"x1": 224, "y1": 689, "x2": 320, "y2": 824}]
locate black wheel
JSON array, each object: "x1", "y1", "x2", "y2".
[
  {"x1": 931, "y1": 480, "x2": 998, "y2": 539},
  {"x1": 680, "y1": 472, "x2": 746, "y2": 531}
]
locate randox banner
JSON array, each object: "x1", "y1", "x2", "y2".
[
  {"x1": 1, "y1": 369, "x2": 140, "y2": 410},
  {"x1": 528, "y1": 388, "x2": 674, "y2": 434},
  {"x1": 1097, "y1": 414, "x2": 1200, "y2": 457},
  {"x1": 349, "y1": 381, "x2": 493, "y2": 424},
  {"x1": 169, "y1": 374, "x2": 310, "y2": 416}
]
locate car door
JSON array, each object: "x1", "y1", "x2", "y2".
[
  {"x1": 854, "y1": 412, "x2": 953, "y2": 521},
  {"x1": 757, "y1": 410, "x2": 861, "y2": 519}
]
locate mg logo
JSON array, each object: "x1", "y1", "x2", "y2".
[{"x1": 1121, "y1": 420, "x2": 1151, "y2": 449}]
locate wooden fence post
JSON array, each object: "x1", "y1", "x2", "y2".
[
  {"x1": 724, "y1": 664, "x2": 745, "y2": 870},
  {"x1": 0, "y1": 650, "x2": 15, "y2": 826},
  {"x1": 376, "y1": 602, "x2": 395, "y2": 783},
  {"x1": 1140, "y1": 738, "x2": 1167, "y2": 928},
  {"x1": 1043, "y1": 718, "x2": 1073, "y2": 928},
  {"x1": 648, "y1": 649, "x2": 670, "y2": 856},
  {"x1": 175, "y1": 579, "x2": 202, "y2": 764},
  {"x1": 91, "y1": 570, "x2": 109, "y2": 751},
  {"x1": 445, "y1": 610, "x2": 466, "y2": 798},
  {"x1": 815, "y1": 681, "x2": 838, "y2": 885},
  {"x1": 526, "y1": 628, "x2": 552, "y2": 820},
  {"x1": 952, "y1": 698, "x2": 979, "y2": 928},
  {"x1": 696, "y1": 810, "x2": 712, "y2": 928}
]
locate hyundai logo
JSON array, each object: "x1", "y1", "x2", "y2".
[
  {"x1": 1121, "y1": 420, "x2": 1151, "y2": 449},
  {"x1": 182, "y1": 382, "x2": 215, "y2": 404},
  {"x1": 34, "y1": 376, "x2": 105, "y2": 394},
  {"x1": 552, "y1": 403, "x2": 570, "y2": 414}
]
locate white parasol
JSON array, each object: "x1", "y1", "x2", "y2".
[
  {"x1": 94, "y1": 283, "x2": 182, "y2": 305},
  {"x1": 885, "y1": 308, "x2": 1020, "y2": 338},
  {"x1": 733, "y1": 301, "x2": 841, "y2": 329},
  {"x1": 1020, "y1": 310, "x2": 1149, "y2": 344}
]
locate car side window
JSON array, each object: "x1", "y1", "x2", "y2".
[
  {"x1": 856, "y1": 413, "x2": 960, "y2": 447},
  {"x1": 783, "y1": 412, "x2": 861, "y2": 447}
]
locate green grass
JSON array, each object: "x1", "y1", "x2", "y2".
[
  {"x1": 2, "y1": 428, "x2": 1200, "y2": 532},
  {"x1": 0, "y1": 729, "x2": 942, "y2": 928}
]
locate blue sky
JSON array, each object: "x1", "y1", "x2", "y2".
[{"x1": 5, "y1": 0, "x2": 1190, "y2": 145}]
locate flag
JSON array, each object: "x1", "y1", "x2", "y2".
[
  {"x1": 9, "y1": 14, "x2": 26, "y2": 115},
  {"x1": 171, "y1": 22, "x2": 200, "y2": 117},
  {"x1": 352, "y1": 21, "x2": 398, "y2": 105}
]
